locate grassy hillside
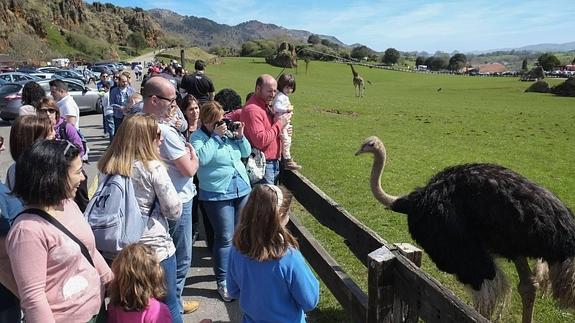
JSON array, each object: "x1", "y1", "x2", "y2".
[{"x1": 208, "y1": 58, "x2": 575, "y2": 322}]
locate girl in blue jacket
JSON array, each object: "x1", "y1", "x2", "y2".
[{"x1": 227, "y1": 184, "x2": 319, "y2": 323}]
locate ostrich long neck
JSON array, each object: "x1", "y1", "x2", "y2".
[{"x1": 371, "y1": 145, "x2": 399, "y2": 207}]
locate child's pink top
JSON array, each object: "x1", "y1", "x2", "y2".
[
  {"x1": 107, "y1": 298, "x2": 172, "y2": 323},
  {"x1": 7, "y1": 200, "x2": 112, "y2": 323}
]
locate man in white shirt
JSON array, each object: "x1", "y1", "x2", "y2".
[{"x1": 49, "y1": 79, "x2": 80, "y2": 129}]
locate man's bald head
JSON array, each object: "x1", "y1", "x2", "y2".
[
  {"x1": 254, "y1": 74, "x2": 277, "y2": 106},
  {"x1": 142, "y1": 76, "x2": 177, "y2": 116}
]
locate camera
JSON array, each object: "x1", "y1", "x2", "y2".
[{"x1": 215, "y1": 118, "x2": 239, "y2": 138}]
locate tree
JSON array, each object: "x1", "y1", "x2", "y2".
[
  {"x1": 351, "y1": 46, "x2": 372, "y2": 60},
  {"x1": 415, "y1": 56, "x2": 426, "y2": 66},
  {"x1": 127, "y1": 32, "x2": 147, "y2": 50},
  {"x1": 572, "y1": 57, "x2": 575, "y2": 65},
  {"x1": 448, "y1": 53, "x2": 467, "y2": 71},
  {"x1": 537, "y1": 53, "x2": 560, "y2": 71},
  {"x1": 307, "y1": 34, "x2": 320, "y2": 45},
  {"x1": 382, "y1": 48, "x2": 400, "y2": 65},
  {"x1": 521, "y1": 59, "x2": 528, "y2": 71},
  {"x1": 425, "y1": 56, "x2": 448, "y2": 70}
]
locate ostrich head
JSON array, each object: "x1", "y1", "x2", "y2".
[
  {"x1": 356, "y1": 136, "x2": 398, "y2": 208},
  {"x1": 355, "y1": 136, "x2": 385, "y2": 156}
]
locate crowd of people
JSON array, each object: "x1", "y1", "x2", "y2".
[{"x1": 0, "y1": 59, "x2": 319, "y2": 323}]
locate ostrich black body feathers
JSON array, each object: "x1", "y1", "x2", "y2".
[{"x1": 390, "y1": 163, "x2": 575, "y2": 290}]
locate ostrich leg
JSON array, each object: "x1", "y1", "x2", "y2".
[{"x1": 514, "y1": 257, "x2": 537, "y2": 323}]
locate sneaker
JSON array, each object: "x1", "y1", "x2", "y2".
[
  {"x1": 217, "y1": 285, "x2": 233, "y2": 302},
  {"x1": 284, "y1": 159, "x2": 302, "y2": 171},
  {"x1": 182, "y1": 300, "x2": 200, "y2": 314}
]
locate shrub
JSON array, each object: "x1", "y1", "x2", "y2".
[
  {"x1": 550, "y1": 77, "x2": 575, "y2": 97},
  {"x1": 524, "y1": 80, "x2": 550, "y2": 93}
]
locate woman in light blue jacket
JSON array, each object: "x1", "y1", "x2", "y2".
[{"x1": 190, "y1": 100, "x2": 251, "y2": 302}]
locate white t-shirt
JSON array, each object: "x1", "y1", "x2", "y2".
[
  {"x1": 159, "y1": 123, "x2": 196, "y2": 203},
  {"x1": 101, "y1": 92, "x2": 113, "y2": 116},
  {"x1": 57, "y1": 95, "x2": 80, "y2": 129}
]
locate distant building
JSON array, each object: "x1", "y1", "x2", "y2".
[{"x1": 473, "y1": 63, "x2": 508, "y2": 74}]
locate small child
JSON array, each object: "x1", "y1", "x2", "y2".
[
  {"x1": 272, "y1": 74, "x2": 301, "y2": 170},
  {"x1": 227, "y1": 185, "x2": 319, "y2": 322},
  {"x1": 107, "y1": 243, "x2": 172, "y2": 323}
]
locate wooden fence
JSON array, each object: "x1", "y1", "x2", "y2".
[{"x1": 282, "y1": 170, "x2": 488, "y2": 322}]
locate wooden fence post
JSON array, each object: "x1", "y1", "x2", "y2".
[
  {"x1": 367, "y1": 246, "x2": 396, "y2": 322},
  {"x1": 393, "y1": 243, "x2": 423, "y2": 323}
]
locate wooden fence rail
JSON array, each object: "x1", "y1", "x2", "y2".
[{"x1": 282, "y1": 170, "x2": 488, "y2": 322}]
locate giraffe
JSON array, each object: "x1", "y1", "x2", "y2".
[{"x1": 349, "y1": 64, "x2": 365, "y2": 97}]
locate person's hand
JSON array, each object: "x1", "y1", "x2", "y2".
[
  {"x1": 278, "y1": 112, "x2": 292, "y2": 129},
  {"x1": 174, "y1": 118, "x2": 182, "y2": 129},
  {"x1": 213, "y1": 121, "x2": 227, "y2": 137},
  {"x1": 287, "y1": 124, "x2": 293, "y2": 136},
  {"x1": 287, "y1": 105, "x2": 294, "y2": 113},
  {"x1": 234, "y1": 122, "x2": 245, "y2": 139},
  {"x1": 185, "y1": 142, "x2": 197, "y2": 160}
]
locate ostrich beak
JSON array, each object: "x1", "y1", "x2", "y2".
[{"x1": 354, "y1": 148, "x2": 364, "y2": 156}]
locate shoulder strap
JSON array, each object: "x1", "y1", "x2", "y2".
[
  {"x1": 16, "y1": 208, "x2": 95, "y2": 267},
  {"x1": 58, "y1": 121, "x2": 68, "y2": 141}
]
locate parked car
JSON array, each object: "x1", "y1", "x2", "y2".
[
  {"x1": 16, "y1": 66, "x2": 38, "y2": 73},
  {"x1": 0, "y1": 66, "x2": 15, "y2": 73},
  {"x1": 36, "y1": 67, "x2": 62, "y2": 73},
  {"x1": 0, "y1": 72, "x2": 39, "y2": 83},
  {"x1": 90, "y1": 65, "x2": 111, "y2": 76},
  {"x1": 0, "y1": 79, "x2": 7, "y2": 85},
  {"x1": 29, "y1": 73, "x2": 64, "y2": 80},
  {"x1": 0, "y1": 79, "x2": 102, "y2": 121},
  {"x1": 52, "y1": 69, "x2": 88, "y2": 84}
]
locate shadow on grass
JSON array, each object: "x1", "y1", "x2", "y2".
[{"x1": 307, "y1": 307, "x2": 349, "y2": 323}]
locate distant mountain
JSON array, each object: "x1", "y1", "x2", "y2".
[
  {"x1": 469, "y1": 41, "x2": 575, "y2": 54},
  {"x1": 148, "y1": 9, "x2": 346, "y2": 49}
]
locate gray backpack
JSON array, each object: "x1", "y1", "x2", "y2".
[{"x1": 84, "y1": 174, "x2": 153, "y2": 258}]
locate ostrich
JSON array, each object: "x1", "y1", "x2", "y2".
[{"x1": 355, "y1": 136, "x2": 575, "y2": 323}]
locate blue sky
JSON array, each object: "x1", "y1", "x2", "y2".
[{"x1": 85, "y1": 0, "x2": 574, "y2": 53}]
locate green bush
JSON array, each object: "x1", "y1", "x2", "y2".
[
  {"x1": 550, "y1": 77, "x2": 575, "y2": 97},
  {"x1": 524, "y1": 80, "x2": 550, "y2": 93}
]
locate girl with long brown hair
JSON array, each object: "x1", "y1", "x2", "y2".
[{"x1": 227, "y1": 184, "x2": 319, "y2": 322}]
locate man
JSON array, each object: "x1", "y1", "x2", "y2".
[
  {"x1": 108, "y1": 74, "x2": 135, "y2": 132},
  {"x1": 240, "y1": 74, "x2": 291, "y2": 184},
  {"x1": 96, "y1": 71, "x2": 113, "y2": 91},
  {"x1": 142, "y1": 76, "x2": 200, "y2": 318},
  {"x1": 50, "y1": 79, "x2": 80, "y2": 129},
  {"x1": 181, "y1": 60, "x2": 214, "y2": 104}
]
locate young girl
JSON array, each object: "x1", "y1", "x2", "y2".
[
  {"x1": 107, "y1": 243, "x2": 172, "y2": 323},
  {"x1": 272, "y1": 74, "x2": 301, "y2": 170},
  {"x1": 227, "y1": 185, "x2": 319, "y2": 322}
]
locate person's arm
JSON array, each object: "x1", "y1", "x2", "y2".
[
  {"x1": 150, "y1": 162, "x2": 182, "y2": 220},
  {"x1": 190, "y1": 131, "x2": 221, "y2": 166},
  {"x1": 64, "y1": 115, "x2": 77, "y2": 126},
  {"x1": 173, "y1": 144, "x2": 198, "y2": 177},
  {"x1": 175, "y1": 108, "x2": 188, "y2": 133},
  {"x1": 7, "y1": 224, "x2": 56, "y2": 323},
  {"x1": 286, "y1": 249, "x2": 320, "y2": 312},
  {"x1": 92, "y1": 247, "x2": 113, "y2": 285},
  {"x1": 242, "y1": 107, "x2": 287, "y2": 150},
  {"x1": 272, "y1": 95, "x2": 292, "y2": 114},
  {"x1": 226, "y1": 248, "x2": 240, "y2": 299}
]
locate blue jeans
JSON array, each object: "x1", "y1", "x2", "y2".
[
  {"x1": 203, "y1": 195, "x2": 249, "y2": 285},
  {"x1": 113, "y1": 116, "x2": 123, "y2": 133},
  {"x1": 160, "y1": 254, "x2": 182, "y2": 323},
  {"x1": 103, "y1": 114, "x2": 114, "y2": 142},
  {"x1": 169, "y1": 200, "x2": 193, "y2": 314},
  {"x1": 258, "y1": 160, "x2": 280, "y2": 185}
]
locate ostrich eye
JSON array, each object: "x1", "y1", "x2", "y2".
[{"x1": 368, "y1": 142, "x2": 375, "y2": 147}]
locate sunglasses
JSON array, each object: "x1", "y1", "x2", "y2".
[{"x1": 40, "y1": 108, "x2": 58, "y2": 114}]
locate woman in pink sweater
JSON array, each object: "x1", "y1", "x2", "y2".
[{"x1": 7, "y1": 140, "x2": 112, "y2": 323}]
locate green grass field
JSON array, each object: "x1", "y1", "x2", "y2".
[{"x1": 208, "y1": 57, "x2": 575, "y2": 322}]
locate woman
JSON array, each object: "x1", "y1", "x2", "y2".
[
  {"x1": 37, "y1": 97, "x2": 85, "y2": 156},
  {"x1": 37, "y1": 97, "x2": 88, "y2": 212},
  {"x1": 190, "y1": 101, "x2": 251, "y2": 302},
  {"x1": 179, "y1": 94, "x2": 200, "y2": 141},
  {"x1": 98, "y1": 114, "x2": 185, "y2": 322},
  {"x1": 5, "y1": 114, "x2": 54, "y2": 189},
  {"x1": 7, "y1": 140, "x2": 112, "y2": 323},
  {"x1": 227, "y1": 185, "x2": 319, "y2": 322},
  {"x1": 19, "y1": 81, "x2": 45, "y2": 116},
  {"x1": 180, "y1": 95, "x2": 211, "y2": 247}
]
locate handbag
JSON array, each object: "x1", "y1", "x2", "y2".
[
  {"x1": 15, "y1": 208, "x2": 94, "y2": 267},
  {"x1": 245, "y1": 147, "x2": 266, "y2": 184}
]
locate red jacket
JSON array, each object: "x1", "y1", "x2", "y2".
[{"x1": 240, "y1": 95, "x2": 282, "y2": 160}]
